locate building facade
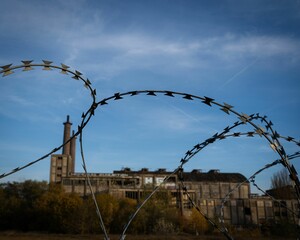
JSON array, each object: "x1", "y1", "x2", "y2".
[{"x1": 50, "y1": 116, "x2": 299, "y2": 227}]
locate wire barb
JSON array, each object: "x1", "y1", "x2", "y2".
[{"x1": 1, "y1": 60, "x2": 299, "y2": 239}]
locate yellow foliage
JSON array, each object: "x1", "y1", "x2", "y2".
[{"x1": 188, "y1": 208, "x2": 209, "y2": 234}]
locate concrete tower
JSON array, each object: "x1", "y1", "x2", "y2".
[
  {"x1": 62, "y1": 115, "x2": 72, "y2": 155},
  {"x1": 69, "y1": 130, "x2": 76, "y2": 173},
  {"x1": 50, "y1": 115, "x2": 76, "y2": 183}
]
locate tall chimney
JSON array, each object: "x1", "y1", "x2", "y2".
[
  {"x1": 62, "y1": 115, "x2": 72, "y2": 155},
  {"x1": 70, "y1": 130, "x2": 76, "y2": 172}
]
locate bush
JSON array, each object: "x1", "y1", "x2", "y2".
[
  {"x1": 182, "y1": 208, "x2": 210, "y2": 235},
  {"x1": 270, "y1": 220, "x2": 300, "y2": 237}
]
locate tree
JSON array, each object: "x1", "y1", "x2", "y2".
[
  {"x1": 0, "y1": 180, "x2": 48, "y2": 231},
  {"x1": 271, "y1": 168, "x2": 291, "y2": 189},
  {"x1": 269, "y1": 168, "x2": 295, "y2": 199},
  {"x1": 110, "y1": 197, "x2": 137, "y2": 233},
  {"x1": 128, "y1": 190, "x2": 180, "y2": 234},
  {"x1": 185, "y1": 208, "x2": 210, "y2": 235},
  {"x1": 96, "y1": 193, "x2": 119, "y2": 232},
  {"x1": 35, "y1": 183, "x2": 84, "y2": 233}
]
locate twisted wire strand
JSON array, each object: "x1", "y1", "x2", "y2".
[
  {"x1": 119, "y1": 115, "x2": 262, "y2": 238},
  {"x1": 92, "y1": 90, "x2": 300, "y2": 238},
  {"x1": 177, "y1": 168, "x2": 234, "y2": 240},
  {"x1": 93, "y1": 91, "x2": 300, "y2": 238},
  {"x1": 176, "y1": 120, "x2": 262, "y2": 239},
  {"x1": 79, "y1": 109, "x2": 110, "y2": 240},
  {"x1": 177, "y1": 121, "x2": 300, "y2": 236},
  {"x1": 179, "y1": 154, "x2": 300, "y2": 235},
  {"x1": 250, "y1": 171, "x2": 300, "y2": 218},
  {"x1": 218, "y1": 154, "x2": 300, "y2": 231},
  {"x1": 179, "y1": 155, "x2": 299, "y2": 240},
  {"x1": 0, "y1": 61, "x2": 110, "y2": 237},
  {"x1": 1, "y1": 61, "x2": 300, "y2": 239},
  {"x1": 120, "y1": 167, "x2": 181, "y2": 239},
  {"x1": 0, "y1": 61, "x2": 96, "y2": 179},
  {"x1": 176, "y1": 121, "x2": 300, "y2": 227}
]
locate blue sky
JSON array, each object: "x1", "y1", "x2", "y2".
[{"x1": 0, "y1": 0, "x2": 300, "y2": 193}]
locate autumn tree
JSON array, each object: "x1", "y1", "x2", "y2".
[
  {"x1": 110, "y1": 197, "x2": 137, "y2": 233},
  {"x1": 0, "y1": 180, "x2": 48, "y2": 231},
  {"x1": 129, "y1": 190, "x2": 181, "y2": 234},
  {"x1": 187, "y1": 208, "x2": 210, "y2": 235},
  {"x1": 35, "y1": 183, "x2": 84, "y2": 233},
  {"x1": 0, "y1": 181, "x2": 201, "y2": 235}
]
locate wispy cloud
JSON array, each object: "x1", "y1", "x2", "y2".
[
  {"x1": 8, "y1": 94, "x2": 37, "y2": 106},
  {"x1": 137, "y1": 105, "x2": 218, "y2": 135},
  {"x1": 1, "y1": 1, "x2": 299, "y2": 80},
  {"x1": 220, "y1": 35, "x2": 300, "y2": 59},
  {"x1": 60, "y1": 32, "x2": 300, "y2": 80}
]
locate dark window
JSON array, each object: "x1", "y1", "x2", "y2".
[
  {"x1": 244, "y1": 207, "x2": 251, "y2": 215},
  {"x1": 125, "y1": 191, "x2": 138, "y2": 200},
  {"x1": 280, "y1": 201, "x2": 287, "y2": 207}
]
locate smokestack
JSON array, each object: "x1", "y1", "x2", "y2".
[
  {"x1": 62, "y1": 115, "x2": 72, "y2": 155},
  {"x1": 70, "y1": 130, "x2": 76, "y2": 172}
]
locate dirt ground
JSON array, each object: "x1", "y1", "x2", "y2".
[
  {"x1": 0, "y1": 232, "x2": 216, "y2": 240},
  {"x1": 0, "y1": 232, "x2": 293, "y2": 240}
]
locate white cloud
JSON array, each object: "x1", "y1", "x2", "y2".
[
  {"x1": 1, "y1": 2, "x2": 299, "y2": 79},
  {"x1": 60, "y1": 31, "x2": 300, "y2": 80},
  {"x1": 7, "y1": 95, "x2": 36, "y2": 107},
  {"x1": 220, "y1": 35, "x2": 300, "y2": 58}
]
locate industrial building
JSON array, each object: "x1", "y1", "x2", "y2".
[{"x1": 50, "y1": 116, "x2": 299, "y2": 226}]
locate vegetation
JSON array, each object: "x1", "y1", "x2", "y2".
[
  {"x1": 0, "y1": 181, "x2": 184, "y2": 234},
  {"x1": 269, "y1": 168, "x2": 296, "y2": 199},
  {"x1": 271, "y1": 168, "x2": 291, "y2": 189},
  {"x1": 0, "y1": 180, "x2": 298, "y2": 238}
]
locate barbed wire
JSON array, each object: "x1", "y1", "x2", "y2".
[
  {"x1": 0, "y1": 60, "x2": 97, "y2": 179},
  {"x1": 92, "y1": 90, "x2": 300, "y2": 239},
  {"x1": 120, "y1": 116, "x2": 260, "y2": 239},
  {"x1": 181, "y1": 133, "x2": 300, "y2": 239},
  {"x1": 0, "y1": 61, "x2": 110, "y2": 239},
  {"x1": 94, "y1": 90, "x2": 300, "y2": 198},
  {"x1": 1, "y1": 61, "x2": 300, "y2": 239},
  {"x1": 176, "y1": 121, "x2": 300, "y2": 239}
]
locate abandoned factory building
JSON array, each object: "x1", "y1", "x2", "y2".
[{"x1": 50, "y1": 116, "x2": 299, "y2": 226}]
